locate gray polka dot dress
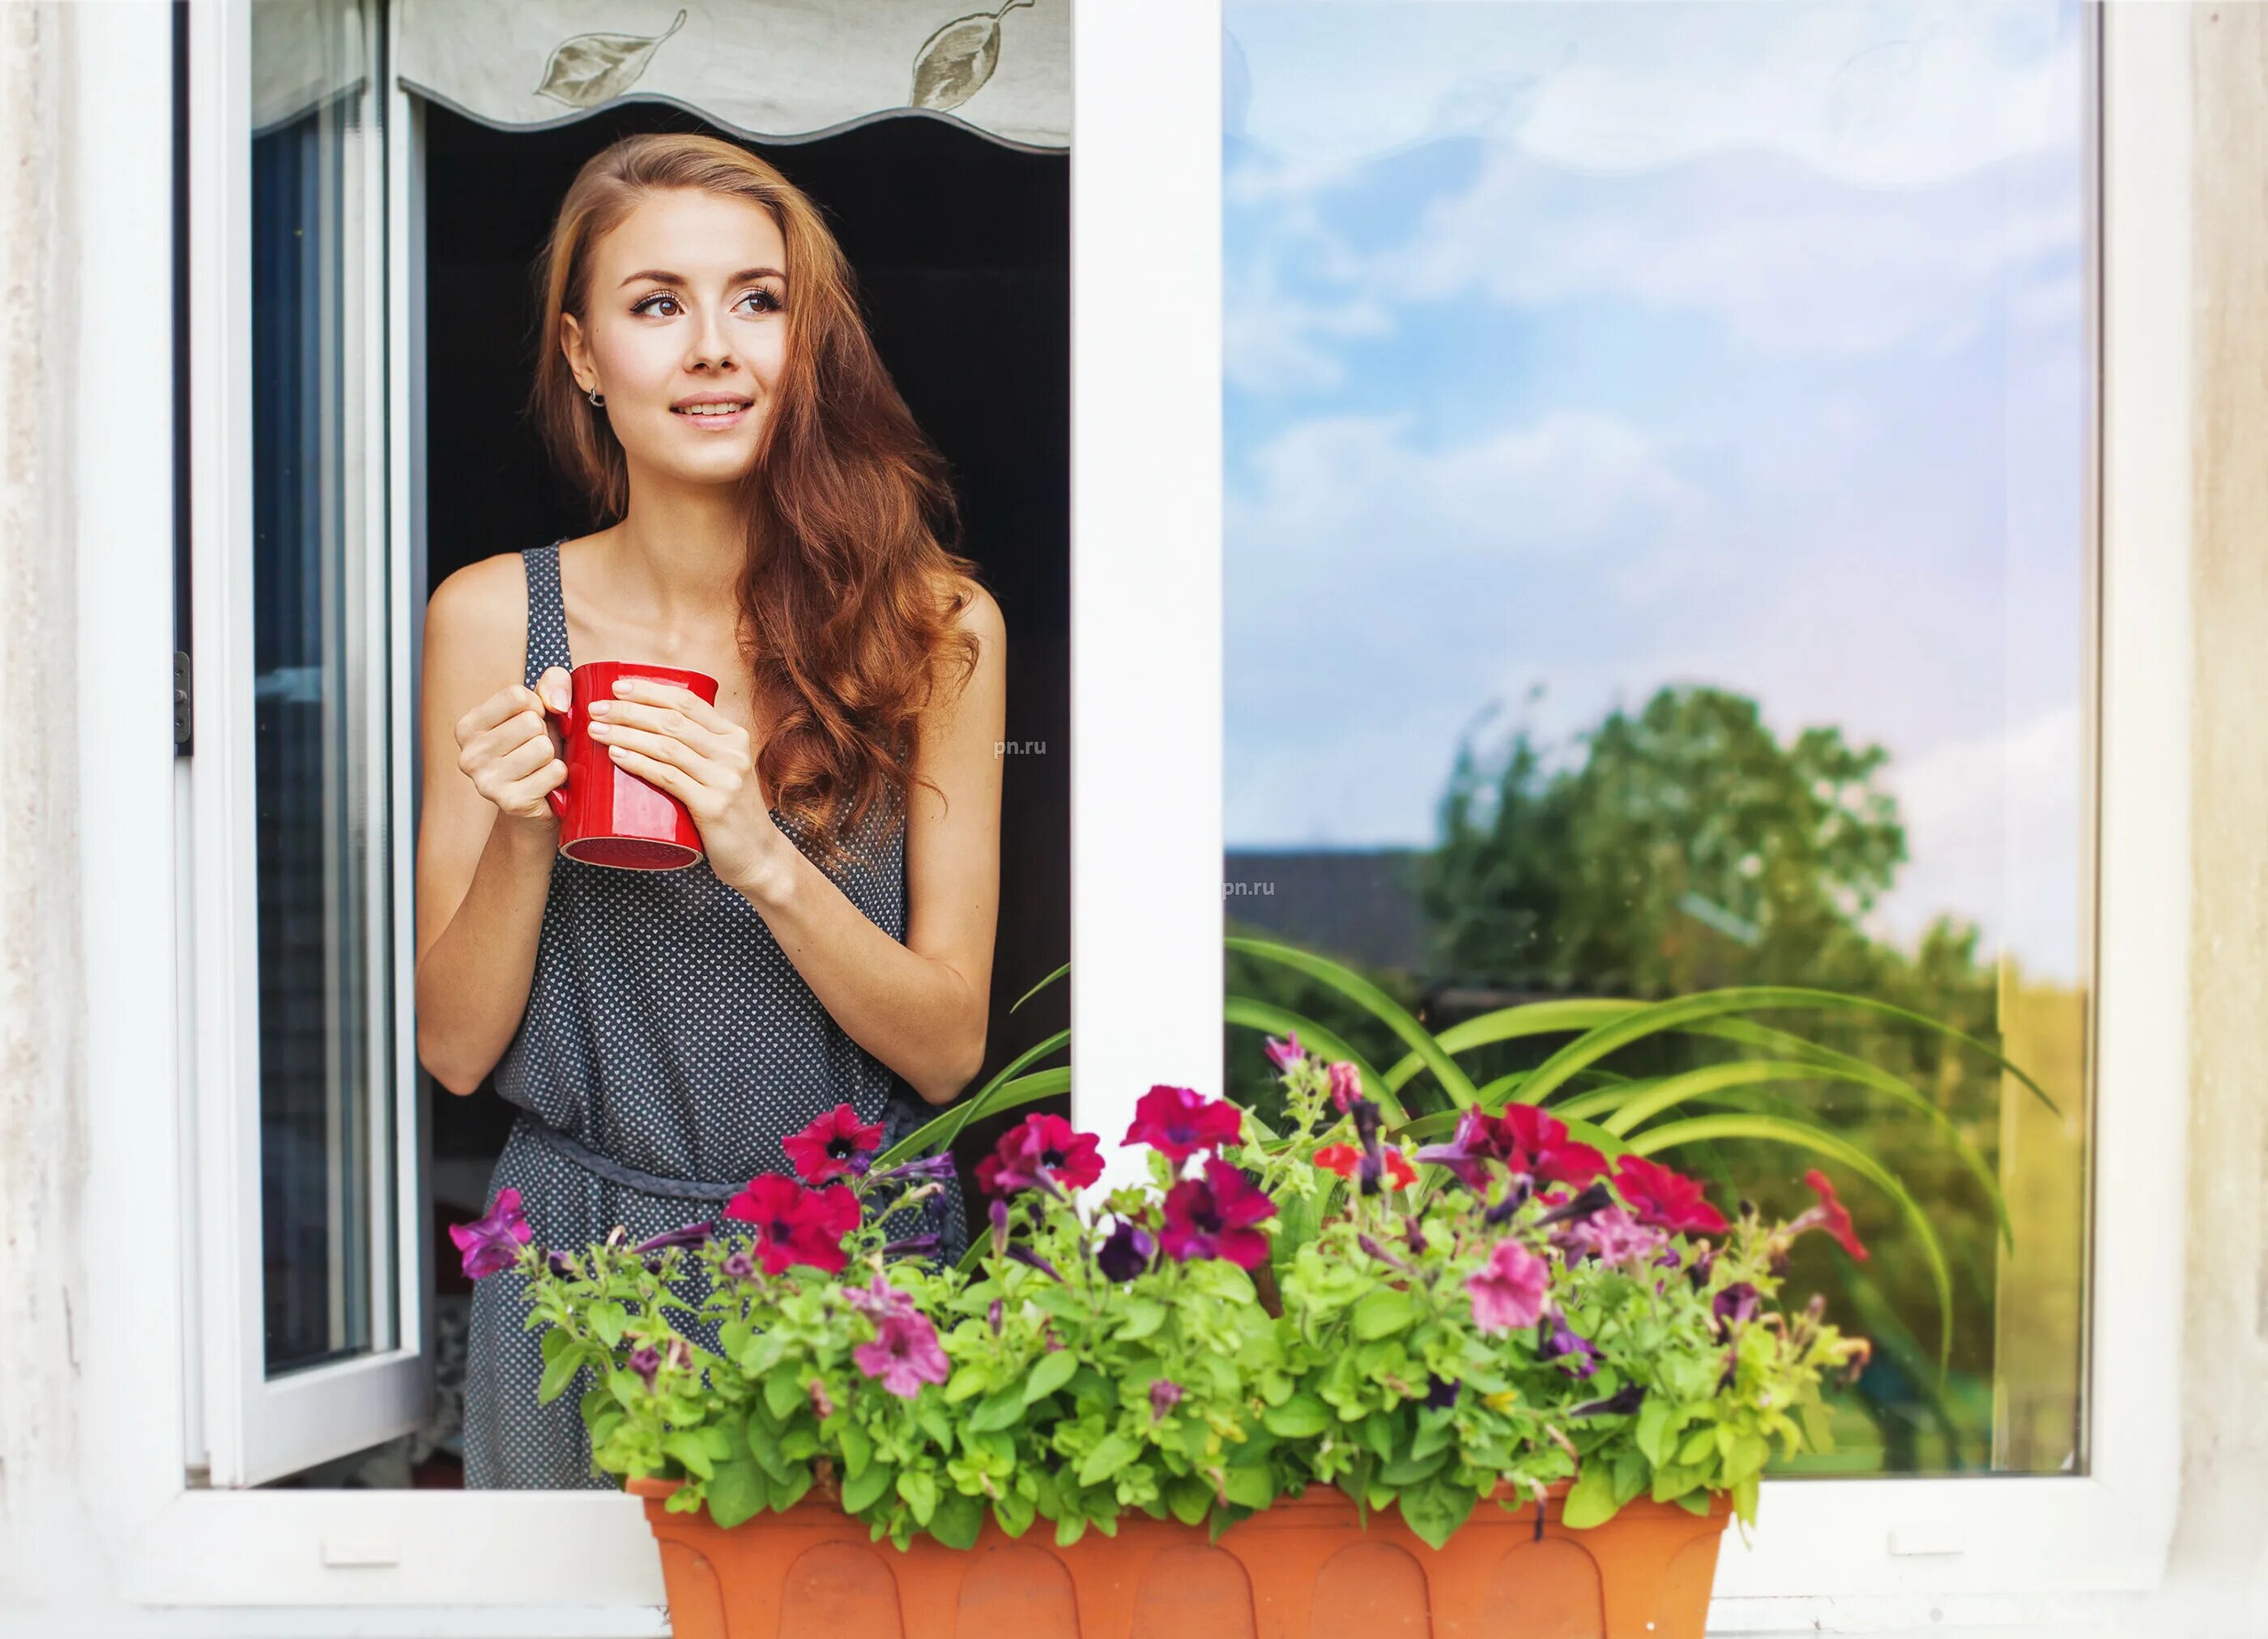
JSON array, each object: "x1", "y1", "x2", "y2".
[{"x1": 463, "y1": 539, "x2": 969, "y2": 1491}]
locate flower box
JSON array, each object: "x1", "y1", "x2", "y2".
[{"x1": 628, "y1": 1474, "x2": 1731, "y2": 1639}]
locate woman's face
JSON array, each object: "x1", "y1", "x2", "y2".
[{"x1": 561, "y1": 186, "x2": 790, "y2": 489}]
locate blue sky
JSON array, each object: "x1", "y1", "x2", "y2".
[{"x1": 1223, "y1": 0, "x2": 2088, "y2": 980}]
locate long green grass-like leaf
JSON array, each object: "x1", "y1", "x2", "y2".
[
  {"x1": 1379, "y1": 1000, "x2": 1640, "y2": 1096},
  {"x1": 1518, "y1": 987, "x2": 2056, "y2": 1116},
  {"x1": 1226, "y1": 936, "x2": 1479, "y2": 1109},
  {"x1": 1010, "y1": 960, "x2": 1068, "y2": 1014},
  {"x1": 1627, "y1": 1113, "x2": 1956, "y2": 1371},
  {"x1": 1224, "y1": 994, "x2": 1403, "y2": 1122},
  {"x1": 870, "y1": 1066, "x2": 1071, "y2": 1172},
  {"x1": 1589, "y1": 1059, "x2": 2011, "y2": 1249}
]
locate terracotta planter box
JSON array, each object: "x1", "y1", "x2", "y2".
[{"x1": 629, "y1": 1475, "x2": 1732, "y2": 1638}]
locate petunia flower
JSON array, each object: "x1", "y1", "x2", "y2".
[
  {"x1": 1263, "y1": 1032, "x2": 1307, "y2": 1073},
  {"x1": 1553, "y1": 1205, "x2": 1669, "y2": 1269},
  {"x1": 626, "y1": 1345, "x2": 663, "y2": 1390},
  {"x1": 1610, "y1": 1155, "x2": 1729, "y2": 1236},
  {"x1": 1149, "y1": 1378, "x2": 1183, "y2": 1420},
  {"x1": 1159, "y1": 1158, "x2": 1277, "y2": 1269},
  {"x1": 723, "y1": 1174, "x2": 858, "y2": 1275},
  {"x1": 881, "y1": 1232, "x2": 941, "y2": 1260},
  {"x1": 1788, "y1": 1169, "x2": 1869, "y2": 1260},
  {"x1": 1424, "y1": 1373, "x2": 1460, "y2": 1410},
  {"x1": 1569, "y1": 1383, "x2": 1647, "y2": 1419},
  {"x1": 1533, "y1": 1180, "x2": 1614, "y2": 1229},
  {"x1": 1008, "y1": 1244, "x2": 1064, "y2": 1281},
  {"x1": 1465, "y1": 1237, "x2": 1549, "y2": 1335},
  {"x1": 1712, "y1": 1281, "x2": 1762, "y2": 1339},
  {"x1": 633, "y1": 1220, "x2": 716, "y2": 1255},
  {"x1": 1315, "y1": 1143, "x2": 1416, "y2": 1191},
  {"x1": 1413, "y1": 1106, "x2": 1604, "y2": 1192},
  {"x1": 1094, "y1": 1216, "x2": 1157, "y2": 1282},
  {"x1": 1326, "y1": 1060, "x2": 1365, "y2": 1113},
  {"x1": 975, "y1": 1113, "x2": 1105, "y2": 1197},
  {"x1": 1537, "y1": 1306, "x2": 1601, "y2": 1378},
  {"x1": 852, "y1": 1310, "x2": 950, "y2": 1398},
  {"x1": 719, "y1": 1248, "x2": 757, "y2": 1282},
  {"x1": 842, "y1": 1273, "x2": 919, "y2": 1320},
  {"x1": 782, "y1": 1104, "x2": 887, "y2": 1185},
  {"x1": 450, "y1": 1187, "x2": 533, "y2": 1279},
  {"x1": 1121, "y1": 1083, "x2": 1245, "y2": 1160}
]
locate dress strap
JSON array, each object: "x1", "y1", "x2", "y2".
[{"x1": 520, "y1": 539, "x2": 573, "y2": 688}]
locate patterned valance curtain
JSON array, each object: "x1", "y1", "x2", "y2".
[{"x1": 390, "y1": 0, "x2": 1067, "y2": 151}]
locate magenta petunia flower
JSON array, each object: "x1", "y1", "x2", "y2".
[
  {"x1": 1465, "y1": 1237, "x2": 1549, "y2": 1335},
  {"x1": 1611, "y1": 1156, "x2": 1729, "y2": 1236},
  {"x1": 1415, "y1": 1106, "x2": 1605, "y2": 1192},
  {"x1": 450, "y1": 1187, "x2": 533, "y2": 1279},
  {"x1": 974, "y1": 1113, "x2": 1105, "y2": 1196},
  {"x1": 1262, "y1": 1032, "x2": 1307, "y2": 1073},
  {"x1": 782, "y1": 1104, "x2": 887, "y2": 1185},
  {"x1": 723, "y1": 1174, "x2": 858, "y2": 1275},
  {"x1": 1158, "y1": 1158, "x2": 1276, "y2": 1269},
  {"x1": 1121, "y1": 1083, "x2": 1244, "y2": 1160},
  {"x1": 852, "y1": 1309, "x2": 950, "y2": 1398},
  {"x1": 1326, "y1": 1060, "x2": 1364, "y2": 1113}
]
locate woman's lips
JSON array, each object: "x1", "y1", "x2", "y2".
[{"x1": 672, "y1": 402, "x2": 751, "y2": 428}]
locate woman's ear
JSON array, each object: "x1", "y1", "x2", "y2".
[{"x1": 560, "y1": 312, "x2": 595, "y2": 396}]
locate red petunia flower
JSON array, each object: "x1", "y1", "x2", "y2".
[
  {"x1": 1495, "y1": 1104, "x2": 1608, "y2": 1187},
  {"x1": 782, "y1": 1103, "x2": 886, "y2": 1185},
  {"x1": 1610, "y1": 1155, "x2": 1729, "y2": 1236},
  {"x1": 1793, "y1": 1169, "x2": 1869, "y2": 1261},
  {"x1": 1121, "y1": 1084, "x2": 1244, "y2": 1161},
  {"x1": 723, "y1": 1173, "x2": 858, "y2": 1274},
  {"x1": 1159, "y1": 1157, "x2": 1277, "y2": 1269},
  {"x1": 1315, "y1": 1143, "x2": 1416, "y2": 1191},
  {"x1": 975, "y1": 1113, "x2": 1105, "y2": 1196}
]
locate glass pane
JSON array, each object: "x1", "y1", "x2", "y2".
[
  {"x1": 250, "y1": 0, "x2": 390, "y2": 1376},
  {"x1": 1222, "y1": 0, "x2": 2090, "y2": 1477}
]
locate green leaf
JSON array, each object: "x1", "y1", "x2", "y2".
[
  {"x1": 1221, "y1": 1462, "x2": 1274, "y2": 1509},
  {"x1": 1023, "y1": 1350, "x2": 1079, "y2": 1405},
  {"x1": 1396, "y1": 1481, "x2": 1475, "y2": 1552},
  {"x1": 992, "y1": 1488, "x2": 1036, "y2": 1538},
  {"x1": 1562, "y1": 1463, "x2": 1621, "y2": 1530},
  {"x1": 1228, "y1": 934, "x2": 1481, "y2": 1110},
  {"x1": 704, "y1": 1457, "x2": 765, "y2": 1529},
  {"x1": 895, "y1": 1469, "x2": 939, "y2": 1527},
  {"x1": 840, "y1": 1462, "x2": 893, "y2": 1515},
  {"x1": 868, "y1": 1061, "x2": 1071, "y2": 1172},
  {"x1": 969, "y1": 1389, "x2": 1028, "y2": 1433},
  {"x1": 763, "y1": 1368, "x2": 805, "y2": 1424},
  {"x1": 1076, "y1": 1434, "x2": 1137, "y2": 1488},
  {"x1": 929, "y1": 1491, "x2": 983, "y2": 1549},
  {"x1": 589, "y1": 1304, "x2": 628, "y2": 1347},
  {"x1": 1263, "y1": 1395, "x2": 1332, "y2": 1438},
  {"x1": 537, "y1": 1344, "x2": 585, "y2": 1404},
  {"x1": 1115, "y1": 1299, "x2": 1168, "y2": 1341},
  {"x1": 1351, "y1": 1288, "x2": 1413, "y2": 1341},
  {"x1": 837, "y1": 1421, "x2": 873, "y2": 1480},
  {"x1": 1166, "y1": 1474, "x2": 1214, "y2": 1526},
  {"x1": 662, "y1": 1432, "x2": 715, "y2": 1481}
]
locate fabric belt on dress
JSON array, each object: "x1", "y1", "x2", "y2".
[{"x1": 510, "y1": 1110, "x2": 745, "y2": 1204}]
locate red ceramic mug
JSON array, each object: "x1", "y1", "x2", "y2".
[{"x1": 544, "y1": 660, "x2": 718, "y2": 871}]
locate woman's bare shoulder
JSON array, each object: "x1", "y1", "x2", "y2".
[{"x1": 423, "y1": 551, "x2": 533, "y2": 692}]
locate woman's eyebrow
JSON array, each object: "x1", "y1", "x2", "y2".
[{"x1": 617, "y1": 266, "x2": 785, "y2": 288}]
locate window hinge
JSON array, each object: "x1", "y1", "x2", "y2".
[{"x1": 173, "y1": 649, "x2": 193, "y2": 753}]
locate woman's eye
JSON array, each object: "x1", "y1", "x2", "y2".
[{"x1": 629, "y1": 289, "x2": 780, "y2": 317}]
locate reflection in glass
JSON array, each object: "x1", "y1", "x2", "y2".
[
  {"x1": 250, "y1": 0, "x2": 390, "y2": 1375},
  {"x1": 1222, "y1": 1, "x2": 2090, "y2": 1477}
]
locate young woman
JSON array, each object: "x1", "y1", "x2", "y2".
[{"x1": 414, "y1": 134, "x2": 1005, "y2": 1488}]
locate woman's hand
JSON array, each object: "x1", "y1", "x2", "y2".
[
  {"x1": 585, "y1": 676, "x2": 788, "y2": 896},
  {"x1": 454, "y1": 666, "x2": 570, "y2": 825}
]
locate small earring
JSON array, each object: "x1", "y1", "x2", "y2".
[{"x1": 586, "y1": 385, "x2": 605, "y2": 407}]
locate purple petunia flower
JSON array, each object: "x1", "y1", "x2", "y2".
[
  {"x1": 1424, "y1": 1373, "x2": 1460, "y2": 1410},
  {"x1": 1465, "y1": 1237, "x2": 1549, "y2": 1335},
  {"x1": 853, "y1": 1310, "x2": 950, "y2": 1398},
  {"x1": 1537, "y1": 1306, "x2": 1601, "y2": 1378},
  {"x1": 1712, "y1": 1282, "x2": 1761, "y2": 1339},
  {"x1": 1569, "y1": 1383, "x2": 1647, "y2": 1419},
  {"x1": 1095, "y1": 1216, "x2": 1157, "y2": 1282},
  {"x1": 1008, "y1": 1243, "x2": 1064, "y2": 1281},
  {"x1": 627, "y1": 1345, "x2": 663, "y2": 1390},
  {"x1": 450, "y1": 1188, "x2": 534, "y2": 1279},
  {"x1": 1149, "y1": 1379, "x2": 1183, "y2": 1420},
  {"x1": 882, "y1": 1232, "x2": 941, "y2": 1260},
  {"x1": 633, "y1": 1220, "x2": 716, "y2": 1255},
  {"x1": 872, "y1": 1153, "x2": 959, "y2": 1186}
]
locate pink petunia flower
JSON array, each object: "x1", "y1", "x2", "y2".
[
  {"x1": 852, "y1": 1309, "x2": 950, "y2": 1398},
  {"x1": 782, "y1": 1104, "x2": 886, "y2": 1185},
  {"x1": 1121, "y1": 1084, "x2": 1244, "y2": 1161},
  {"x1": 1790, "y1": 1169, "x2": 1869, "y2": 1261},
  {"x1": 1465, "y1": 1237, "x2": 1550, "y2": 1335},
  {"x1": 723, "y1": 1174, "x2": 858, "y2": 1275},
  {"x1": 1553, "y1": 1204, "x2": 1669, "y2": 1268},
  {"x1": 1263, "y1": 1032, "x2": 1307, "y2": 1073}
]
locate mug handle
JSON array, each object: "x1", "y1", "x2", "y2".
[{"x1": 543, "y1": 686, "x2": 576, "y2": 820}]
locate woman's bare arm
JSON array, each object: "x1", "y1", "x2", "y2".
[
  {"x1": 734, "y1": 585, "x2": 1008, "y2": 1105},
  {"x1": 412, "y1": 554, "x2": 571, "y2": 1096}
]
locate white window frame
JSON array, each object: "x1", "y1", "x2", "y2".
[{"x1": 78, "y1": 0, "x2": 2185, "y2": 1629}]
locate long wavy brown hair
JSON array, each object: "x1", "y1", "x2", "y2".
[{"x1": 527, "y1": 133, "x2": 985, "y2": 872}]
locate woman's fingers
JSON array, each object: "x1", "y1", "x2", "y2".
[
  {"x1": 586, "y1": 718, "x2": 713, "y2": 781},
  {"x1": 535, "y1": 666, "x2": 573, "y2": 715},
  {"x1": 601, "y1": 743, "x2": 706, "y2": 811},
  {"x1": 608, "y1": 677, "x2": 735, "y2": 736},
  {"x1": 455, "y1": 682, "x2": 544, "y2": 747},
  {"x1": 586, "y1": 696, "x2": 727, "y2": 756}
]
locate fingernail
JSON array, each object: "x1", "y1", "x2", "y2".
[
  {"x1": 588, "y1": 723, "x2": 611, "y2": 739},
  {"x1": 588, "y1": 701, "x2": 612, "y2": 717}
]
